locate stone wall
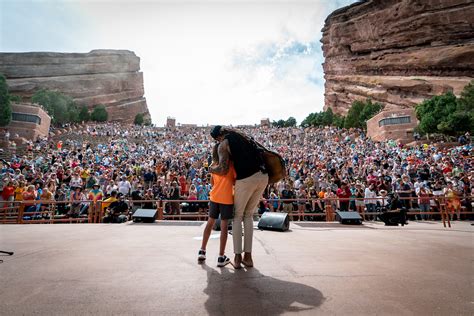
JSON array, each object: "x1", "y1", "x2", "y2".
[
  {"x1": 7, "y1": 103, "x2": 51, "y2": 140},
  {"x1": 367, "y1": 108, "x2": 418, "y2": 143},
  {"x1": 321, "y1": 0, "x2": 474, "y2": 114},
  {"x1": 0, "y1": 50, "x2": 150, "y2": 123}
]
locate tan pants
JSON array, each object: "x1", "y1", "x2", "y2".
[{"x1": 233, "y1": 171, "x2": 268, "y2": 254}]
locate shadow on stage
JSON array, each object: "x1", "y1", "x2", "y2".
[{"x1": 201, "y1": 263, "x2": 325, "y2": 315}]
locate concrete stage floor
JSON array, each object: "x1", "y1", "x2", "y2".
[{"x1": 1, "y1": 221, "x2": 473, "y2": 315}]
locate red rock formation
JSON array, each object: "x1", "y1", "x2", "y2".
[
  {"x1": 0, "y1": 50, "x2": 150, "y2": 123},
  {"x1": 321, "y1": 0, "x2": 474, "y2": 114}
]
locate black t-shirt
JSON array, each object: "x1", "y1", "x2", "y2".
[
  {"x1": 399, "y1": 183, "x2": 411, "y2": 197},
  {"x1": 131, "y1": 190, "x2": 142, "y2": 200},
  {"x1": 109, "y1": 201, "x2": 128, "y2": 214}
]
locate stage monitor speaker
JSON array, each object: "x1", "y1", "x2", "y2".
[
  {"x1": 335, "y1": 211, "x2": 362, "y2": 225},
  {"x1": 132, "y1": 209, "x2": 157, "y2": 223},
  {"x1": 258, "y1": 212, "x2": 289, "y2": 232}
]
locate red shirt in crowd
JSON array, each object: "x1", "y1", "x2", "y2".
[
  {"x1": 442, "y1": 165, "x2": 452, "y2": 174},
  {"x1": 367, "y1": 174, "x2": 377, "y2": 185},
  {"x1": 336, "y1": 187, "x2": 351, "y2": 201},
  {"x1": 179, "y1": 175, "x2": 187, "y2": 193},
  {"x1": 2, "y1": 185, "x2": 15, "y2": 200},
  {"x1": 22, "y1": 190, "x2": 36, "y2": 206}
]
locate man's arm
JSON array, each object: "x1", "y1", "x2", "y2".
[{"x1": 209, "y1": 139, "x2": 230, "y2": 176}]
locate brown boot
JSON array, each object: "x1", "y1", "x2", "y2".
[
  {"x1": 234, "y1": 254, "x2": 242, "y2": 269},
  {"x1": 242, "y1": 252, "x2": 253, "y2": 267}
]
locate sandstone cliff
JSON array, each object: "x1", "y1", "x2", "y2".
[
  {"x1": 0, "y1": 50, "x2": 150, "y2": 123},
  {"x1": 321, "y1": 0, "x2": 474, "y2": 114}
]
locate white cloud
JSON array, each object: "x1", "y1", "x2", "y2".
[{"x1": 2, "y1": 0, "x2": 357, "y2": 126}]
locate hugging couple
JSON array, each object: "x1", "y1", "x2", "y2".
[{"x1": 198, "y1": 126, "x2": 268, "y2": 268}]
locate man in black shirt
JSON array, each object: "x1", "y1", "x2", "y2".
[{"x1": 107, "y1": 194, "x2": 129, "y2": 223}]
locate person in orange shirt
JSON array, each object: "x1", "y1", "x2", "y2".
[{"x1": 198, "y1": 143, "x2": 236, "y2": 267}]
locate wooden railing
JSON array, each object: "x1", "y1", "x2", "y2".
[{"x1": 1, "y1": 195, "x2": 472, "y2": 226}]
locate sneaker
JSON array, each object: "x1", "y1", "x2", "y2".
[
  {"x1": 217, "y1": 255, "x2": 230, "y2": 267},
  {"x1": 198, "y1": 249, "x2": 206, "y2": 261}
]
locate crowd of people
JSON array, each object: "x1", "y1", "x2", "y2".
[{"x1": 0, "y1": 123, "x2": 472, "y2": 222}]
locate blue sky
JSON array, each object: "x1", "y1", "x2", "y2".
[{"x1": 0, "y1": 0, "x2": 357, "y2": 126}]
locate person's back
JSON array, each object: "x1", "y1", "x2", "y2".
[{"x1": 224, "y1": 132, "x2": 262, "y2": 180}]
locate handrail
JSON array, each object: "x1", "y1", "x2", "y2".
[{"x1": 1, "y1": 195, "x2": 472, "y2": 224}]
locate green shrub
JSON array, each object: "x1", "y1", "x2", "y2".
[
  {"x1": 78, "y1": 105, "x2": 90, "y2": 122},
  {"x1": 31, "y1": 89, "x2": 80, "y2": 125},
  {"x1": 134, "y1": 113, "x2": 144, "y2": 125},
  {"x1": 90, "y1": 104, "x2": 108, "y2": 122},
  {"x1": 415, "y1": 88, "x2": 473, "y2": 136},
  {"x1": 0, "y1": 74, "x2": 12, "y2": 126}
]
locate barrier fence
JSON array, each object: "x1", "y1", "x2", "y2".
[{"x1": 1, "y1": 195, "x2": 472, "y2": 225}]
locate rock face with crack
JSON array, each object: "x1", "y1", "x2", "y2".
[
  {"x1": 321, "y1": 0, "x2": 474, "y2": 114},
  {"x1": 0, "y1": 50, "x2": 150, "y2": 123}
]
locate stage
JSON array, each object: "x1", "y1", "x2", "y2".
[{"x1": 1, "y1": 221, "x2": 472, "y2": 315}]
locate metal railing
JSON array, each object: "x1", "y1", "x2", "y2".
[{"x1": 1, "y1": 195, "x2": 472, "y2": 225}]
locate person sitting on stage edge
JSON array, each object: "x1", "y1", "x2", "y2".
[{"x1": 198, "y1": 142, "x2": 236, "y2": 267}]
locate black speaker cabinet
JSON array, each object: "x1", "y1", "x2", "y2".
[
  {"x1": 132, "y1": 209, "x2": 157, "y2": 223},
  {"x1": 335, "y1": 211, "x2": 362, "y2": 225},
  {"x1": 258, "y1": 212, "x2": 290, "y2": 232}
]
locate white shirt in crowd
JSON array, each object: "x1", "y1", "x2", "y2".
[
  {"x1": 70, "y1": 176, "x2": 83, "y2": 188},
  {"x1": 293, "y1": 179, "x2": 302, "y2": 190},
  {"x1": 377, "y1": 195, "x2": 389, "y2": 206},
  {"x1": 107, "y1": 184, "x2": 118, "y2": 195},
  {"x1": 118, "y1": 180, "x2": 131, "y2": 195},
  {"x1": 414, "y1": 181, "x2": 424, "y2": 194},
  {"x1": 364, "y1": 188, "x2": 377, "y2": 204}
]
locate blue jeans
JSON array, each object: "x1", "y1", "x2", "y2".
[
  {"x1": 419, "y1": 204, "x2": 430, "y2": 220},
  {"x1": 366, "y1": 203, "x2": 376, "y2": 220}
]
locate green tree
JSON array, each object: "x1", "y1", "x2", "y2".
[
  {"x1": 333, "y1": 114, "x2": 345, "y2": 129},
  {"x1": 10, "y1": 95, "x2": 22, "y2": 103},
  {"x1": 0, "y1": 74, "x2": 12, "y2": 126},
  {"x1": 69, "y1": 103, "x2": 80, "y2": 123},
  {"x1": 320, "y1": 108, "x2": 334, "y2": 126},
  {"x1": 415, "y1": 88, "x2": 473, "y2": 136},
  {"x1": 90, "y1": 104, "x2": 108, "y2": 122},
  {"x1": 134, "y1": 113, "x2": 144, "y2": 125},
  {"x1": 272, "y1": 119, "x2": 286, "y2": 128},
  {"x1": 285, "y1": 117, "x2": 297, "y2": 127},
  {"x1": 359, "y1": 99, "x2": 383, "y2": 128},
  {"x1": 418, "y1": 114, "x2": 437, "y2": 135},
  {"x1": 301, "y1": 108, "x2": 343, "y2": 128},
  {"x1": 458, "y1": 80, "x2": 474, "y2": 111},
  {"x1": 301, "y1": 112, "x2": 315, "y2": 127},
  {"x1": 32, "y1": 89, "x2": 80, "y2": 124},
  {"x1": 78, "y1": 105, "x2": 90, "y2": 122},
  {"x1": 344, "y1": 100, "x2": 365, "y2": 129},
  {"x1": 344, "y1": 99, "x2": 383, "y2": 129},
  {"x1": 415, "y1": 92, "x2": 459, "y2": 135}
]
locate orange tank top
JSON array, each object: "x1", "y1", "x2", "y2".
[{"x1": 210, "y1": 162, "x2": 236, "y2": 205}]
